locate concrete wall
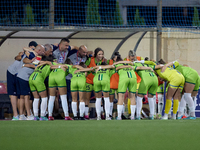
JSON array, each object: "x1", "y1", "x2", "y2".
[{"x1": 0, "y1": 31, "x2": 200, "y2": 81}]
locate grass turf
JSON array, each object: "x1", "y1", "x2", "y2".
[{"x1": 0, "y1": 119, "x2": 199, "y2": 150}]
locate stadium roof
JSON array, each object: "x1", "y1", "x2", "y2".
[{"x1": 0, "y1": 30, "x2": 148, "y2": 58}]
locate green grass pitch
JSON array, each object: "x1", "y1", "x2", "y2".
[{"x1": 0, "y1": 119, "x2": 199, "y2": 150}]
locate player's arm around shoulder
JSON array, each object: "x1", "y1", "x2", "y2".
[
  {"x1": 136, "y1": 66, "x2": 154, "y2": 72},
  {"x1": 113, "y1": 61, "x2": 133, "y2": 66},
  {"x1": 74, "y1": 68, "x2": 94, "y2": 74},
  {"x1": 35, "y1": 61, "x2": 52, "y2": 70},
  {"x1": 116, "y1": 65, "x2": 133, "y2": 71},
  {"x1": 161, "y1": 61, "x2": 175, "y2": 73}
]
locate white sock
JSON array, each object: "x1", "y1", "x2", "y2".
[
  {"x1": 193, "y1": 96, "x2": 197, "y2": 109},
  {"x1": 184, "y1": 93, "x2": 195, "y2": 117},
  {"x1": 96, "y1": 98, "x2": 101, "y2": 118},
  {"x1": 172, "y1": 113, "x2": 176, "y2": 119},
  {"x1": 110, "y1": 102, "x2": 113, "y2": 116},
  {"x1": 101, "y1": 106, "x2": 104, "y2": 113},
  {"x1": 148, "y1": 97, "x2": 154, "y2": 117},
  {"x1": 85, "y1": 105, "x2": 89, "y2": 116},
  {"x1": 158, "y1": 94, "x2": 163, "y2": 115},
  {"x1": 79, "y1": 102, "x2": 85, "y2": 117},
  {"x1": 153, "y1": 95, "x2": 157, "y2": 115},
  {"x1": 60, "y1": 95, "x2": 69, "y2": 117},
  {"x1": 30, "y1": 109, "x2": 33, "y2": 116},
  {"x1": 131, "y1": 105, "x2": 136, "y2": 118},
  {"x1": 72, "y1": 102, "x2": 77, "y2": 117},
  {"x1": 117, "y1": 105, "x2": 123, "y2": 118},
  {"x1": 122, "y1": 103, "x2": 125, "y2": 114},
  {"x1": 163, "y1": 113, "x2": 168, "y2": 118},
  {"x1": 48, "y1": 96, "x2": 55, "y2": 117},
  {"x1": 33, "y1": 98, "x2": 40, "y2": 116},
  {"x1": 104, "y1": 97, "x2": 110, "y2": 118},
  {"x1": 178, "y1": 96, "x2": 186, "y2": 117},
  {"x1": 136, "y1": 96, "x2": 143, "y2": 118},
  {"x1": 40, "y1": 97, "x2": 48, "y2": 117}
]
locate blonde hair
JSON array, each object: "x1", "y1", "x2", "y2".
[{"x1": 128, "y1": 50, "x2": 136, "y2": 57}]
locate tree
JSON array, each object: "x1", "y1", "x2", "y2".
[
  {"x1": 86, "y1": 0, "x2": 101, "y2": 25},
  {"x1": 113, "y1": 1, "x2": 123, "y2": 25},
  {"x1": 61, "y1": 15, "x2": 64, "y2": 24},
  {"x1": 192, "y1": 7, "x2": 200, "y2": 27},
  {"x1": 134, "y1": 8, "x2": 145, "y2": 25},
  {"x1": 24, "y1": 4, "x2": 35, "y2": 24}
]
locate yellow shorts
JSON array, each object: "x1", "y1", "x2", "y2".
[{"x1": 169, "y1": 74, "x2": 185, "y2": 90}]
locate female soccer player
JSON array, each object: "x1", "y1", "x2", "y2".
[
  {"x1": 113, "y1": 57, "x2": 154, "y2": 120},
  {"x1": 107, "y1": 52, "x2": 120, "y2": 118},
  {"x1": 134, "y1": 62, "x2": 159, "y2": 120},
  {"x1": 170, "y1": 61, "x2": 198, "y2": 119},
  {"x1": 84, "y1": 48, "x2": 106, "y2": 119},
  {"x1": 69, "y1": 62, "x2": 93, "y2": 120},
  {"x1": 152, "y1": 62, "x2": 185, "y2": 120},
  {"x1": 48, "y1": 59, "x2": 73, "y2": 120},
  {"x1": 29, "y1": 56, "x2": 53, "y2": 121},
  {"x1": 93, "y1": 62, "x2": 115, "y2": 120}
]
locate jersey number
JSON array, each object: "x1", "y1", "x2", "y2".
[
  {"x1": 149, "y1": 72, "x2": 154, "y2": 77},
  {"x1": 127, "y1": 72, "x2": 132, "y2": 78},
  {"x1": 98, "y1": 74, "x2": 103, "y2": 81}
]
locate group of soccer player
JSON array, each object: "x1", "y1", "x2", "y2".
[{"x1": 7, "y1": 38, "x2": 199, "y2": 121}]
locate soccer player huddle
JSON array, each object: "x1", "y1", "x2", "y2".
[{"x1": 7, "y1": 38, "x2": 199, "y2": 121}]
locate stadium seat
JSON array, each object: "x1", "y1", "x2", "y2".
[{"x1": 0, "y1": 83, "x2": 7, "y2": 94}]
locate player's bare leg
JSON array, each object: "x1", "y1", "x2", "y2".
[
  {"x1": 129, "y1": 92, "x2": 136, "y2": 120},
  {"x1": 48, "y1": 87, "x2": 56, "y2": 120},
  {"x1": 117, "y1": 93, "x2": 125, "y2": 120},
  {"x1": 79, "y1": 92, "x2": 86, "y2": 120},
  {"x1": 71, "y1": 91, "x2": 78, "y2": 119}
]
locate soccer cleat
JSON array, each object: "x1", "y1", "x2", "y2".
[
  {"x1": 79, "y1": 117, "x2": 86, "y2": 120},
  {"x1": 171, "y1": 115, "x2": 176, "y2": 120},
  {"x1": 135, "y1": 116, "x2": 141, "y2": 120},
  {"x1": 106, "y1": 117, "x2": 111, "y2": 120},
  {"x1": 40, "y1": 116, "x2": 48, "y2": 121},
  {"x1": 116, "y1": 117, "x2": 122, "y2": 120},
  {"x1": 182, "y1": 115, "x2": 187, "y2": 119},
  {"x1": 48, "y1": 116, "x2": 54, "y2": 121},
  {"x1": 12, "y1": 116, "x2": 19, "y2": 121},
  {"x1": 34, "y1": 116, "x2": 40, "y2": 121},
  {"x1": 27, "y1": 115, "x2": 34, "y2": 120},
  {"x1": 160, "y1": 115, "x2": 168, "y2": 120},
  {"x1": 73, "y1": 117, "x2": 79, "y2": 120},
  {"x1": 19, "y1": 114, "x2": 27, "y2": 120},
  {"x1": 97, "y1": 116, "x2": 102, "y2": 120},
  {"x1": 130, "y1": 116, "x2": 135, "y2": 120},
  {"x1": 65, "y1": 116, "x2": 73, "y2": 120},
  {"x1": 84, "y1": 115, "x2": 89, "y2": 120},
  {"x1": 189, "y1": 117, "x2": 196, "y2": 120},
  {"x1": 149, "y1": 116, "x2": 154, "y2": 120},
  {"x1": 183, "y1": 116, "x2": 196, "y2": 120},
  {"x1": 177, "y1": 115, "x2": 182, "y2": 120}
]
